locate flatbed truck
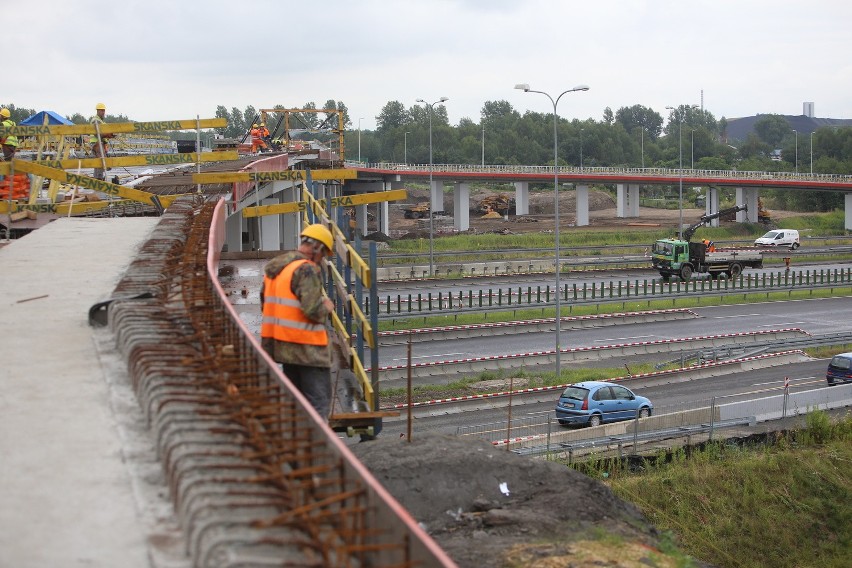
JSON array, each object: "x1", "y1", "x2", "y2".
[{"x1": 651, "y1": 205, "x2": 764, "y2": 281}]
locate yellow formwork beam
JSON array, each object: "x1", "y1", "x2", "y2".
[
  {"x1": 0, "y1": 118, "x2": 227, "y2": 137},
  {"x1": 328, "y1": 189, "x2": 407, "y2": 208},
  {"x1": 0, "y1": 151, "x2": 239, "y2": 176},
  {"x1": 0, "y1": 199, "x2": 140, "y2": 216},
  {"x1": 11, "y1": 161, "x2": 183, "y2": 208},
  {"x1": 192, "y1": 168, "x2": 356, "y2": 184}
]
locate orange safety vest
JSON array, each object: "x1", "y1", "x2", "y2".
[{"x1": 261, "y1": 259, "x2": 328, "y2": 346}]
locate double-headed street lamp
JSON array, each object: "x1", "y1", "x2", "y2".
[
  {"x1": 665, "y1": 104, "x2": 697, "y2": 239},
  {"x1": 416, "y1": 96, "x2": 449, "y2": 277},
  {"x1": 514, "y1": 82, "x2": 589, "y2": 379}
]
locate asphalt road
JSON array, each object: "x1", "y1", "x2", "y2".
[{"x1": 373, "y1": 295, "x2": 852, "y2": 369}]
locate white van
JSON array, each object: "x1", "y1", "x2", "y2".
[{"x1": 754, "y1": 229, "x2": 800, "y2": 249}]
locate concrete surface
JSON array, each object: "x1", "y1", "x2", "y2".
[{"x1": 0, "y1": 218, "x2": 166, "y2": 567}]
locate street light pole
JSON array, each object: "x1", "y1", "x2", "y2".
[
  {"x1": 640, "y1": 128, "x2": 644, "y2": 168},
  {"x1": 404, "y1": 131, "x2": 410, "y2": 164},
  {"x1": 580, "y1": 127, "x2": 584, "y2": 170},
  {"x1": 666, "y1": 104, "x2": 696, "y2": 239},
  {"x1": 793, "y1": 129, "x2": 798, "y2": 173},
  {"x1": 515, "y1": 82, "x2": 589, "y2": 379},
  {"x1": 481, "y1": 126, "x2": 485, "y2": 167},
  {"x1": 810, "y1": 131, "x2": 814, "y2": 174},
  {"x1": 416, "y1": 97, "x2": 449, "y2": 277},
  {"x1": 358, "y1": 117, "x2": 364, "y2": 162},
  {"x1": 691, "y1": 129, "x2": 695, "y2": 169}
]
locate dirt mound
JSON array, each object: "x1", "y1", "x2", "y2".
[{"x1": 351, "y1": 434, "x2": 668, "y2": 567}]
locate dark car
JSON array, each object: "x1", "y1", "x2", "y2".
[
  {"x1": 826, "y1": 352, "x2": 852, "y2": 385},
  {"x1": 555, "y1": 381, "x2": 653, "y2": 427}
]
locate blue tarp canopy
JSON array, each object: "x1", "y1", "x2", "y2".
[{"x1": 20, "y1": 110, "x2": 73, "y2": 126}]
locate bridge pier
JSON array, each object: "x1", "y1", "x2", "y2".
[
  {"x1": 736, "y1": 187, "x2": 759, "y2": 224},
  {"x1": 514, "y1": 181, "x2": 530, "y2": 215},
  {"x1": 846, "y1": 193, "x2": 852, "y2": 230},
  {"x1": 576, "y1": 184, "x2": 589, "y2": 226},
  {"x1": 453, "y1": 182, "x2": 470, "y2": 231},
  {"x1": 616, "y1": 184, "x2": 640, "y2": 218}
]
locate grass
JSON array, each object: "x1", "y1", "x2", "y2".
[{"x1": 576, "y1": 410, "x2": 852, "y2": 568}]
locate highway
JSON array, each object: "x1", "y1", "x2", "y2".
[
  {"x1": 371, "y1": 295, "x2": 852, "y2": 372},
  {"x1": 379, "y1": 359, "x2": 833, "y2": 439}
]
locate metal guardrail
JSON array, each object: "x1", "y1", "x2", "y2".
[{"x1": 373, "y1": 268, "x2": 852, "y2": 320}]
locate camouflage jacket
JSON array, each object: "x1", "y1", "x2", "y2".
[{"x1": 260, "y1": 251, "x2": 331, "y2": 368}]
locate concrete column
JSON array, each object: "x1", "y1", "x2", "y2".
[
  {"x1": 706, "y1": 186, "x2": 721, "y2": 226},
  {"x1": 616, "y1": 184, "x2": 627, "y2": 217},
  {"x1": 281, "y1": 185, "x2": 300, "y2": 251},
  {"x1": 430, "y1": 179, "x2": 443, "y2": 214},
  {"x1": 356, "y1": 204, "x2": 368, "y2": 236},
  {"x1": 378, "y1": 201, "x2": 389, "y2": 235},
  {"x1": 224, "y1": 207, "x2": 244, "y2": 252},
  {"x1": 453, "y1": 182, "x2": 470, "y2": 232},
  {"x1": 576, "y1": 184, "x2": 589, "y2": 226},
  {"x1": 513, "y1": 181, "x2": 529, "y2": 215},
  {"x1": 260, "y1": 197, "x2": 281, "y2": 251},
  {"x1": 628, "y1": 184, "x2": 640, "y2": 217},
  {"x1": 845, "y1": 193, "x2": 852, "y2": 231},
  {"x1": 736, "y1": 187, "x2": 759, "y2": 223}
]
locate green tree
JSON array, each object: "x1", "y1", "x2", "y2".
[
  {"x1": 376, "y1": 101, "x2": 409, "y2": 131},
  {"x1": 615, "y1": 104, "x2": 663, "y2": 140},
  {"x1": 753, "y1": 114, "x2": 791, "y2": 147}
]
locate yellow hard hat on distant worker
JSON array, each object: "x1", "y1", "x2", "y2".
[
  {"x1": 96, "y1": 103, "x2": 106, "y2": 110},
  {"x1": 0, "y1": 108, "x2": 10, "y2": 118},
  {"x1": 300, "y1": 224, "x2": 334, "y2": 255}
]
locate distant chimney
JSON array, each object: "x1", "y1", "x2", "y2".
[{"x1": 803, "y1": 102, "x2": 814, "y2": 117}]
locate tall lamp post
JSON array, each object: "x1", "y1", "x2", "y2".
[
  {"x1": 665, "y1": 104, "x2": 697, "y2": 239},
  {"x1": 404, "y1": 131, "x2": 410, "y2": 164},
  {"x1": 640, "y1": 128, "x2": 644, "y2": 168},
  {"x1": 793, "y1": 129, "x2": 798, "y2": 173},
  {"x1": 358, "y1": 117, "x2": 364, "y2": 162},
  {"x1": 810, "y1": 131, "x2": 814, "y2": 174},
  {"x1": 416, "y1": 97, "x2": 449, "y2": 277},
  {"x1": 515, "y1": 82, "x2": 589, "y2": 378},
  {"x1": 481, "y1": 126, "x2": 485, "y2": 167},
  {"x1": 580, "y1": 127, "x2": 584, "y2": 170},
  {"x1": 691, "y1": 129, "x2": 695, "y2": 169}
]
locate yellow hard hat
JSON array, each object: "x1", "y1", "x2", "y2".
[
  {"x1": 300, "y1": 224, "x2": 334, "y2": 255},
  {"x1": 252, "y1": 123, "x2": 258, "y2": 128},
  {"x1": 96, "y1": 103, "x2": 106, "y2": 110},
  {"x1": 0, "y1": 108, "x2": 10, "y2": 118}
]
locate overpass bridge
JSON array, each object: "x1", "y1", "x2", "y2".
[{"x1": 346, "y1": 162, "x2": 852, "y2": 234}]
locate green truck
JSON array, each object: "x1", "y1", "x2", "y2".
[{"x1": 651, "y1": 205, "x2": 764, "y2": 281}]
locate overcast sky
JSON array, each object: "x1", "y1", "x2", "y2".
[{"x1": 6, "y1": 0, "x2": 850, "y2": 129}]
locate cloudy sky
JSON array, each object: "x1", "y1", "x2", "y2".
[{"x1": 6, "y1": 0, "x2": 850, "y2": 129}]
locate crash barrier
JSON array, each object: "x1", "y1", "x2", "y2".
[
  {"x1": 384, "y1": 351, "x2": 808, "y2": 414},
  {"x1": 373, "y1": 329, "x2": 810, "y2": 383},
  {"x1": 373, "y1": 267, "x2": 852, "y2": 320},
  {"x1": 103, "y1": 197, "x2": 454, "y2": 567},
  {"x1": 376, "y1": 308, "x2": 697, "y2": 344},
  {"x1": 464, "y1": 383, "x2": 852, "y2": 461}
]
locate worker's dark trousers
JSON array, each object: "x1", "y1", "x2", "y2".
[{"x1": 280, "y1": 364, "x2": 332, "y2": 419}]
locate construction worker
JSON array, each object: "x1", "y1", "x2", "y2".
[
  {"x1": 260, "y1": 224, "x2": 336, "y2": 418},
  {"x1": 90, "y1": 103, "x2": 114, "y2": 180},
  {"x1": 250, "y1": 123, "x2": 268, "y2": 153},
  {"x1": 0, "y1": 108, "x2": 19, "y2": 160}
]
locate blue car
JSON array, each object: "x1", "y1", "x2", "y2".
[
  {"x1": 826, "y1": 352, "x2": 852, "y2": 385},
  {"x1": 555, "y1": 381, "x2": 653, "y2": 427}
]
